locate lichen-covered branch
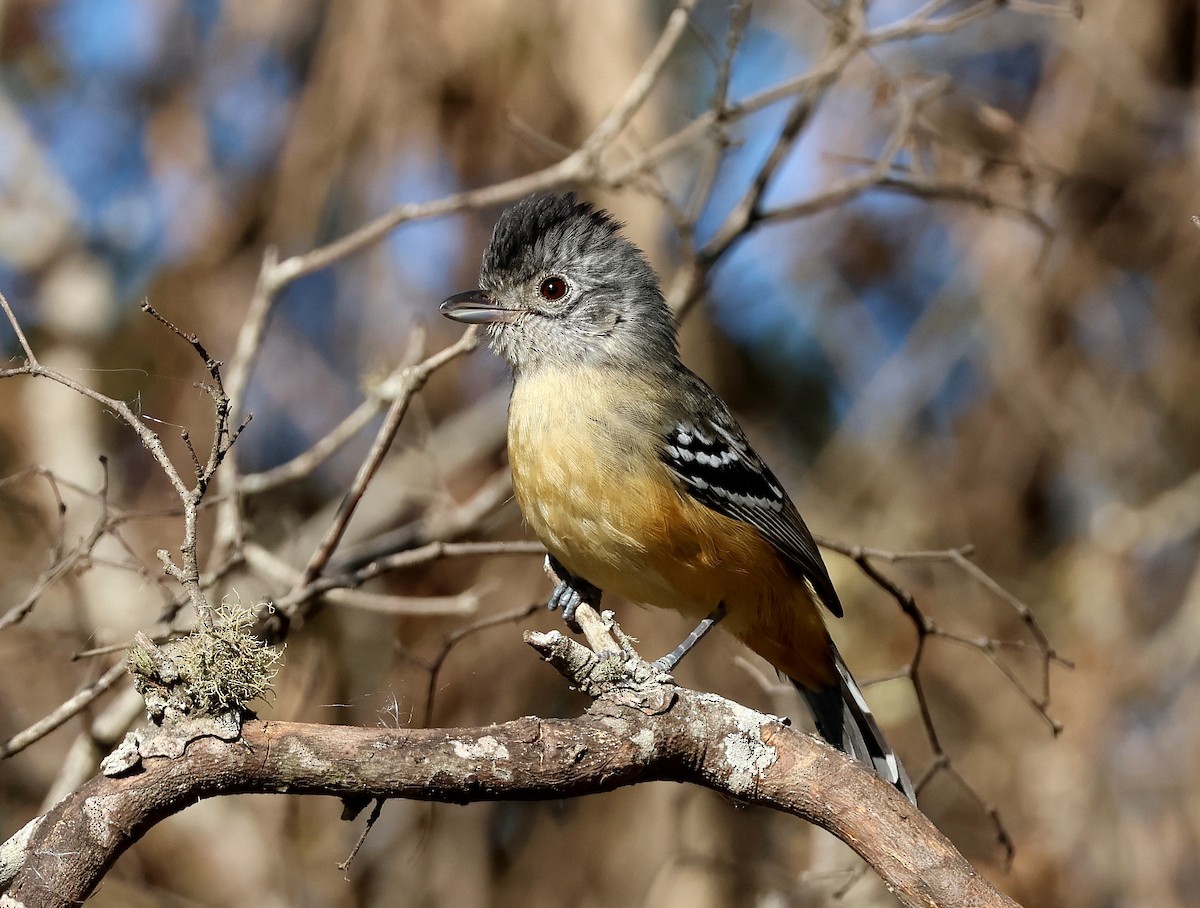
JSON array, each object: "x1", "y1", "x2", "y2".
[{"x1": 2, "y1": 609, "x2": 1019, "y2": 908}]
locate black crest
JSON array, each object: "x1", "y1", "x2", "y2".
[{"x1": 483, "y1": 193, "x2": 621, "y2": 277}]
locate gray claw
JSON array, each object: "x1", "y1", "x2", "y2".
[
  {"x1": 559, "y1": 589, "x2": 583, "y2": 626},
  {"x1": 545, "y1": 556, "x2": 599, "y2": 634},
  {"x1": 547, "y1": 581, "x2": 585, "y2": 632},
  {"x1": 548, "y1": 582, "x2": 572, "y2": 612}
]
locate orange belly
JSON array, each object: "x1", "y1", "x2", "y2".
[{"x1": 508, "y1": 369, "x2": 836, "y2": 689}]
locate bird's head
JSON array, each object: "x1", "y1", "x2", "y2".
[{"x1": 440, "y1": 193, "x2": 678, "y2": 377}]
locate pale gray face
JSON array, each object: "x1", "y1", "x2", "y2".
[{"x1": 440, "y1": 194, "x2": 678, "y2": 377}]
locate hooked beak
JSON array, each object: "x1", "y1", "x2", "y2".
[{"x1": 439, "y1": 289, "x2": 520, "y2": 325}]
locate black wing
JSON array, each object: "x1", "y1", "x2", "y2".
[{"x1": 660, "y1": 398, "x2": 843, "y2": 618}]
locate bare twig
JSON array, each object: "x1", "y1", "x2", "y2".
[
  {"x1": 243, "y1": 541, "x2": 510, "y2": 618},
  {"x1": 338, "y1": 797, "x2": 386, "y2": 874},
  {"x1": 578, "y1": 0, "x2": 699, "y2": 159},
  {"x1": 268, "y1": 540, "x2": 544, "y2": 616},
  {"x1": 0, "y1": 293, "x2": 37, "y2": 364},
  {"x1": 812, "y1": 536, "x2": 1065, "y2": 865},
  {"x1": 0, "y1": 660, "x2": 128, "y2": 760},
  {"x1": 418, "y1": 602, "x2": 542, "y2": 727},
  {"x1": 329, "y1": 468, "x2": 515, "y2": 575},
  {"x1": 0, "y1": 466, "x2": 110, "y2": 631},
  {"x1": 0, "y1": 294, "x2": 244, "y2": 630},
  {"x1": 261, "y1": 1, "x2": 699, "y2": 290},
  {"x1": 297, "y1": 327, "x2": 481, "y2": 586},
  {"x1": 237, "y1": 329, "x2": 431, "y2": 496},
  {"x1": 682, "y1": 0, "x2": 753, "y2": 228}
]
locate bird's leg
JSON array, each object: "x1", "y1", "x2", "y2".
[
  {"x1": 651, "y1": 603, "x2": 728, "y2": 673},
  {"x1": 544, "y1": 554, "x2": 601, "y2": 631}
]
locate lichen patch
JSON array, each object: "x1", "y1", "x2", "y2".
[
  {"x1": 716, "y1": 701, "x2": 779, "y2": 794},
  {"x1": 630, "y1": 727, "x2": 656, "y2": 761},
  {"x1": 451, "y1": 735, "x2": 511, "y2": 762}
]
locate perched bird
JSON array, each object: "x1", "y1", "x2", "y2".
[{"x1": 441, "y1": 193, "x2": 913, "y2": 801}]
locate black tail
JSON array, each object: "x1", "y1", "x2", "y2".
[{"x1": 796, "y1": 647, "x2": 915, "y2": 803}]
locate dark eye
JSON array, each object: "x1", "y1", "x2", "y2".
[{"x1": 539, "y1": 276, "x2": 567, "y2": 301}]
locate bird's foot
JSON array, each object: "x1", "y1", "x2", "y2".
[
  {"x1": 544, "y1": 555, "x2": 601, "y2": 632},
  {"x1": 548, "y1": 580, "x2": 586, "y2": 628}
]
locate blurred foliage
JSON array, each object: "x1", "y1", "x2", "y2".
[{"x1": 1, "y1": 1, "x2": 1199, "y2": 907}]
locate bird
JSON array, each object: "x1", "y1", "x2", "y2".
[{"x1": 440, "y1": 192, "x2": 914, "y2": 801}]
